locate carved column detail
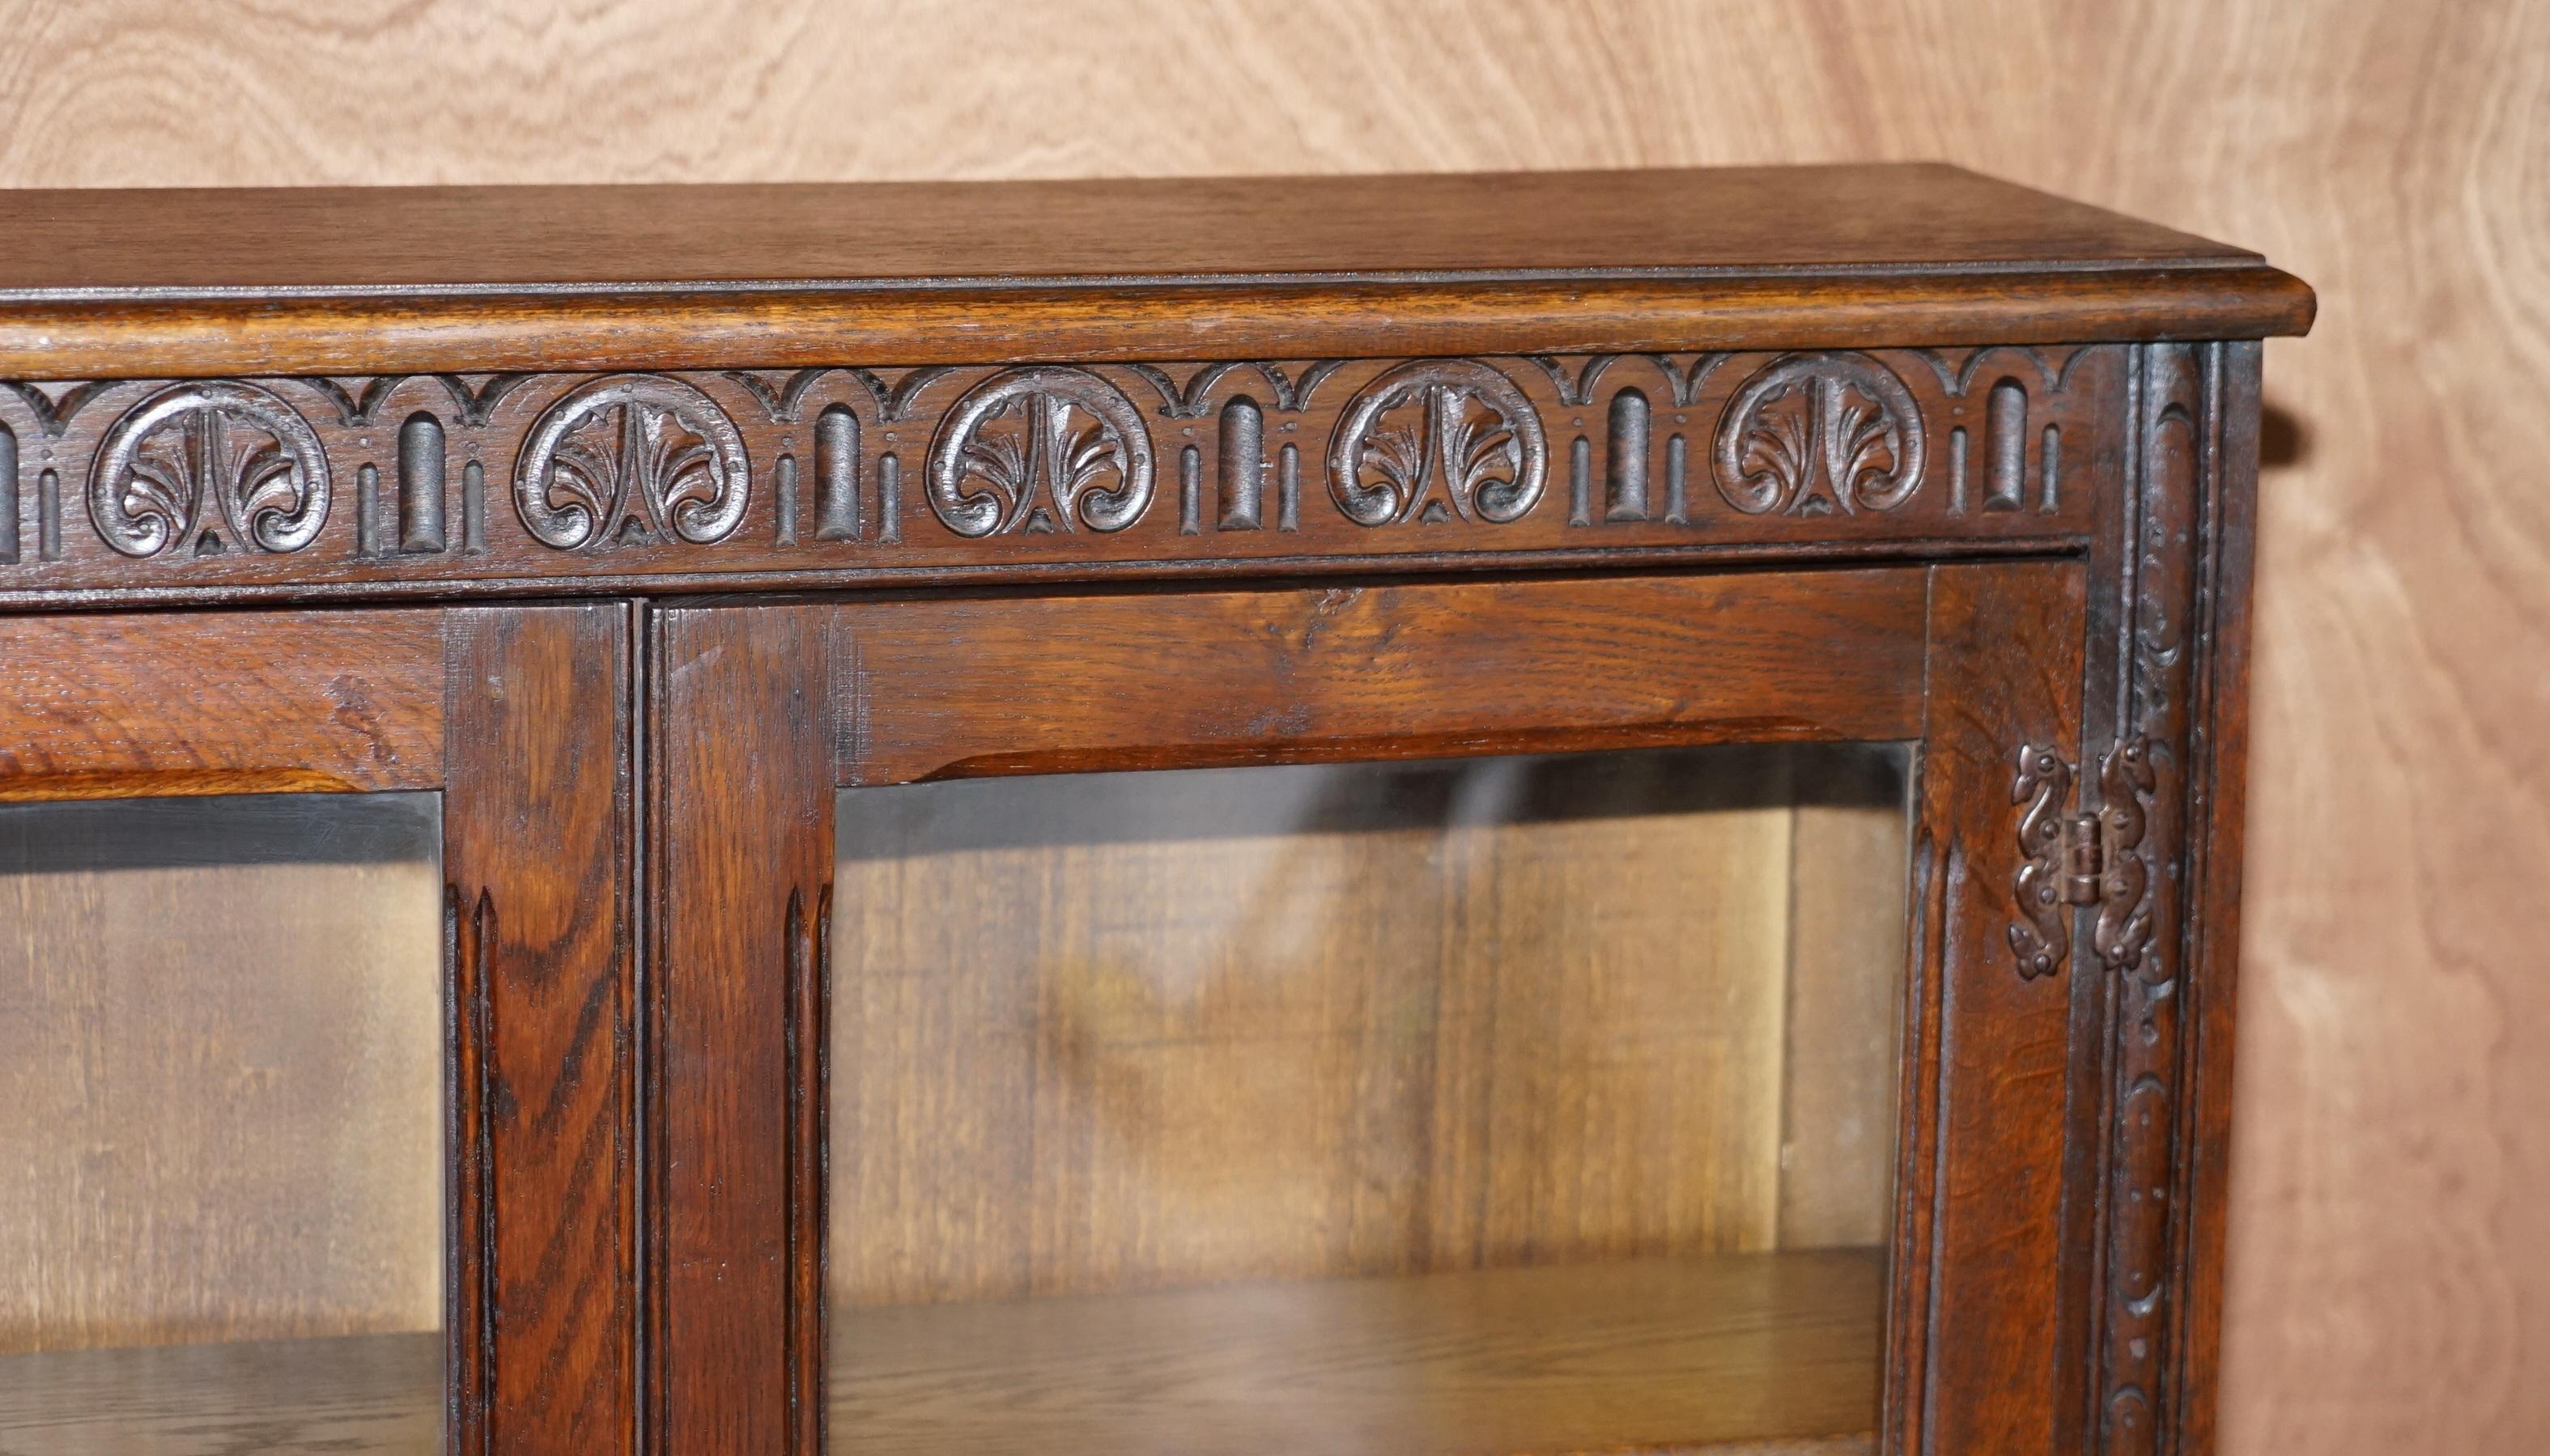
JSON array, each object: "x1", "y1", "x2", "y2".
[
  {"x1": 783, "y1": 884, "x2": 831, "y2": 1456},
  {"x1": 2097, "y1": 342, "x2": 2212, "y2": 1456}
]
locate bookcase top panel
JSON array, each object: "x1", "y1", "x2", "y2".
[
  {"x1": 0, "y1": 165, "x2": 2310, "y2": 377},
  {"x1": 2, "y1": 165, "x2": 2263, "y2": 290}
]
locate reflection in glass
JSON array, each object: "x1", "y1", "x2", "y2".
[
  {"x1": 831, "y1": 745, "x2": 1910, "y2": 1456},
  {"x1": 0, "y1": 793, "x2": 444, "y2": 1454}
]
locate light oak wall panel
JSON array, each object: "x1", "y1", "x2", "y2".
[
  {"x1": 827, "y1": 752, "x2": 1902, "y2": 1308},
  {"x1": 0, "y1": 1, "x2": 2539, "y2": 1447},
  {"x1": 0, "y1": 795, "x2": 444, "y2": 1353}
]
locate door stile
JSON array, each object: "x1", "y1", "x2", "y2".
[
  {"x1": 443, "y1": 601, "x2": 640, "y2": 1456},
  {"x1": 653, "y1": 601, "x2": 835, "y2": 1456},
  {"x1": 1898, "y1": 560, "x2": 2090, "y2": 1455}
]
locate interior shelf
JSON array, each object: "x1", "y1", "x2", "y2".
[
  {"x1": 0, "y1": 1250, "x2": 1882, "y2": 1455},
  {"x1": 0, "y1": 1329, "x2": 440, "y2": 1454},
  {"x1": 832, "y1": 1247, "x2": 1885, "y2": 1456}
]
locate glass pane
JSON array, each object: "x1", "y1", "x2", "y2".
[
  {"x1": 830, "y1": 744, "x2": 1910, "y2": 1456},
  {"x1": 0, "y1": 793, "x2": 444, "y2": 1455}
]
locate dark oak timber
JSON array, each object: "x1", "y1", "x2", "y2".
[
  {"x1": 0, "y1": 347, "x2": 2125, "y2": 609},
  {"x1": 0, "y1": 606, "x2": 637, "y2": 1456},
  {"x1": 0, "y1": 609, "x2": 443, "y2": 796},
  {"x1": 0, "y1": 168, "x2": 2301, "y2": 1456},
  {"x1": 1897, "y1": 562, "x2": 2089, "y2": 1454},
  {"x1": 444, "y1": 605, "x2": 638, "y2": 1455},
  {"x1": 655, "y1": 603, "x2": 835, "y2": 1456},
  {"x1": 833, "y1": 569, "x2": 1929, "y2": 784}
]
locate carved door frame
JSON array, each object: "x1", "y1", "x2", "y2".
[
  {"x1": 0, "y1": 601, "x2": 640, "y2": 1456},
  {"x1": 645, "y1": 558, "x2": 2095, "y2": 1454}
]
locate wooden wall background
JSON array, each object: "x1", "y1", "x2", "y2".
[
  {"x1": 0, "y1": 0, "x2": 2536, "y2": 1448},
  {"x1": 826, "y1": 751, "x2": 1904, "y2": 1309}
]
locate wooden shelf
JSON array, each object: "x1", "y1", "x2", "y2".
[
  {"x1": 832, "y1": 1248, "x2": 1884, "y2": 1456},
  {"x1": 0, "y1": 1251, "x2": 1881, "y2": 1454},
  {"x1": 0, "y1": 1330, "x2": 439, "y2": 1455}
]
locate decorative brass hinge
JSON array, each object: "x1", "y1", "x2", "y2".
[{"x1": 2008, "y1": 736, "x2": 2157, "y2": 981}]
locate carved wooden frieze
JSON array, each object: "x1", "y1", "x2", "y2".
[
  {"x1": 1714, "y1": 352, "x2": 1924, "y2": 516},
  {"x1": 0, "y1": 346, "x2": 2122, "y2": 600},
  {"x1": 1328, "y1": 359, "x2": 1547, "y2": 526},
  {"x1": 926, "y1": 367, "x2": 1153, "y2": 537},
  {"x1": 516, "y1": 375, "x2": 752, "y2": 550},
  {"x1": 90, "y1": 381, "x2": 332, "y2": 558}
]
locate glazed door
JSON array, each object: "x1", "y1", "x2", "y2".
[
  {"x1": 652, "y1": 563, "x2": 2089, "y2": 1456},
  {"x1": 0, "y1": 605, "x2": 635, "y2": 1456}
]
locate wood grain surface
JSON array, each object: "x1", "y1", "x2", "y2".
[
  {"x1": 827, "y1": 1250, "x2": 1884, "y2": 1456},
  {"x1": 443, "y1": 605, "x2": 639, "y2": 1454},
  {"x1": 0, "y1": 169, "x2": 2308, "y2": 377},
  {"x1": 828, "y1": 747, "x2": 1906, "y2": 1308},
  {"x1": 0, "y1": 1331, "x2": 440, "y2": 1456},
  {"x1": 0, "y1": 609, "x2": 444, "y2": 796},
  {"x1": 0, "y1": 2, "x2": 2534, "y2": 1450},
  {"x1": 0, "y1": 167, "x2": 2255, "y2": 291},
  {"x1": 833, "y1": 571, "x2": 1928, "y2": 785},
  {"x1": 0, "y1": 796, "x2": 444, "y2": 1356}
]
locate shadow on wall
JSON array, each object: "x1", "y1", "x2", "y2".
[{"x1": 2259, "y1": 404, "x2": 2309, "y2": 470}]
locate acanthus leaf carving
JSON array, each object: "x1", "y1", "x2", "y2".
[
  {"x1": 0, "y1": 349, "x2": 2109, "y2": 582},
  {"x1": 1713, "y1": 351, "x2": 1924, "y2": 516},
  {"x1": 1326, "y1": 359, "x2": 1547, "y2": 527},
  {"x1": 514, "y1": 374, "x2": 750, "y2": 550},
  {"x1": 88, "y1": 381, "x2": 331, "y2": 558},
  {"x1": 925, "y1": 366, "x2": 1154, "y2": 537}
]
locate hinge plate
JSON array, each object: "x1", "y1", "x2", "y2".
[
  {"x1": 2008, "y1": 744, "x2": 2076, "y2": 981},
  {"x1": 2091, "y1": 736, "x2": 2155, "y2": 971},
  {"x1": 2008, "y1": 736, "x2": 2160, "y2": 983},
  {"x1": 2061, "y1": 812, "x2": 2104, "y2": 905}
]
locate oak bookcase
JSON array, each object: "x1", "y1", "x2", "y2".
[{"x1": 0, "y1": 166, "x2": 2310, "y2": 1456}]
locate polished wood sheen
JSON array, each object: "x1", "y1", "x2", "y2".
[
  {"x1": 0, "y1": 167, "x2": 2258, "y2": 289},
  {"x1": 829, "y1": 1251, "x2": 1884, "y2": 1456},
  {"x1": 652, "y1": 556, "x2": 2128, "y2": 1456},
  {"x1": 0, "y1": 606, "x2": 640, "y2": 1456},
  {"x1": 834, "y1": 571, "x2": 1928, "y2": 785},
  {"x1": 0, "y1": 167, "x2": 2309, "y2": 377},
  {"x1": 443, "y1": 605, "x2": 639, "y2": 1454},
  {"x1": 0, "y1": 347, "x2": 2131, "y2": 611},
  {"x1": 1899, "y1": 562, "x2": 2087, "y2": 1454},
  {"x1": 2, "y1": 0, "x2": 2501, "y2": 1424},
  {"x1": 0, "y1": 151, "x2": 2300, "y2": 1456},
  {"x1": 0, "y1": 610, "x2": 444, "y2": 796}
]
